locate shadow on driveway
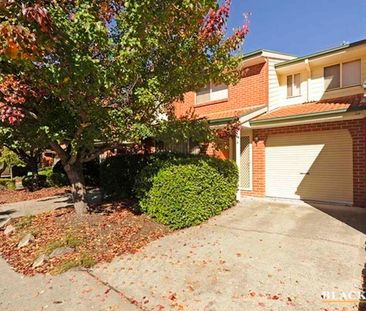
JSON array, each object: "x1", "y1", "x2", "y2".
[
  {"x1": 306, "y1": 201, "x2": 366, "y2": 235},
  {"x1": 305, "y1": 201, "x2": 366, "y2": 311}
]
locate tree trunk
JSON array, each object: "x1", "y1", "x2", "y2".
[
  {"x1": 64, "y1": 162, "x2": 88, "y2": 215},
  {"x1": 29, "y1": 158, "x2": 38, "y2": 179}
]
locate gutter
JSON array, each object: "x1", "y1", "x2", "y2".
[
  {"x1": 208, "y1": 105, "x2": 268, "y2": 126},
  {"x1": 208, "y1": 117, "x2": 236, "y2": 125},
  {"x1": 250, "y1": 108, "x2": 349, "y2": 126},
  {"x1": 275, "y1": 38, "x2": 366, "y2": 69}
]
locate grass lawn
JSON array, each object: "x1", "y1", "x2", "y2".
[{"x1": 0, "y1": 201, "x2": 169, "y2": 275}]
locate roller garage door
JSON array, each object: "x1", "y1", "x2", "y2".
[{"x1": 265, "y1": 129, "x2": 353, "y2": 204}]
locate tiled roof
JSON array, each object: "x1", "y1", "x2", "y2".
[
  {"x1": 252, "y1": 94, "x2": 366, "y2": 122},
  {"x1": 202, "y1": 105, "x2": 266, "y2": 122}
]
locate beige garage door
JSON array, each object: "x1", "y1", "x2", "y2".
[{"x1": 265, "y1": 129, "x2": 353, "y2": 204}]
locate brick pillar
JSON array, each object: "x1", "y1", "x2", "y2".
[{"x1": 348, "y1": 119, "x2": 366, "y2": 207}]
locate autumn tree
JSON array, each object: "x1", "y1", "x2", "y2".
[
  {"x1": 0, "y1": 147, "x2": 24, "y2": 178},
  {"x1": 0, "y1": 0, "x2": 248, "y2": 214},
  {"x1": 0, "y1": 119, "x2": 49, "y2": 179}
]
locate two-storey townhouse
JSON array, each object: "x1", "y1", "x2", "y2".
[
  {"x1": 175, "y1": 39, "x2": 366, "y2": 208},
  {"x1": 174, "y1": 50, "x2": 295, "y2": 158},
  {"x1": 247, "y1": 39, "x2": 366, "y2": 208}
]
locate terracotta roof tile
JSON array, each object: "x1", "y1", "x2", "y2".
[
  {"x1": 201, "y1": 105, "x2": 265, "y2": 121},
  {"x1": 253, "y1": 94, "x2": 366, "y2": 122}
]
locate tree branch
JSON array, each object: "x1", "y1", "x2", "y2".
[{"x1": 49, "y1": 142, "x2": 68, "y2": 164}]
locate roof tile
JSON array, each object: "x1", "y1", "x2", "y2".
[
  {"x1": 201, "y1": 105, "x2": 265, "y2": 121},
  {"x1": 253, "y1": 94, "x2": 366, "y2": 122}
]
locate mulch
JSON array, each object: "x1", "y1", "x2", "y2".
[
  {"x1": 0, "y1": 201, "x2": 170, "y2": 275},
  {"x1": 0, "y1": 187, "x2": 70, "y2": 204}
]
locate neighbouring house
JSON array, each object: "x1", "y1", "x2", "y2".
[
  {"x1": 174, "y1": 39, "x2": 366, "y2": 208},
  {"x1": 41, "y1": 150, "x2": 58, "y2": 168}
]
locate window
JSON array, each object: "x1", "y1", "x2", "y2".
[
  {"x1": 196, "y1": 83, "x2": 228, "y2": 104},
  {"x1": 324, "y1": 64, "x2": 340, "y2": 90},
  {"x1": 287, "y1": 73, "x2": 301, "y2": 97},
  {"x1": 343, "y1": 60, "x2": 361, "y2": 87},
  {"x1": 324, "y1": 59, "x2": 361, "y2": 91}
]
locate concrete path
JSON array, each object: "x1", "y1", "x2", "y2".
[
  {"x1": 0, "y1": 189, "x2": 101, "y2": 221},
  {"x1": 0, "y1": 257, "x2": 138, "y2": 311},
  {"x1": 0, "y1": 194, "x2": 72, "y2": 221},
  {"x1": 0, "y1": 192, "x2": 138, "y2": 311},
  {"x1": 92, "y1": 198, "x2": 366, "y2": 311}
]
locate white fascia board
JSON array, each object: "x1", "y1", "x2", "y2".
[
  {"x1": 261, "y1": 51, "x2": 296, "y2": 61},
  {"x1": 239, "y1": 106, "x2": 268, "y2": 124},
  {"x1": 250, "y1": 110, "x2": 366, "y2": 129}
]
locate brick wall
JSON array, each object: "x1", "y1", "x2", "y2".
[
  {"x1": 242, "y1": 119, "x2": 366, "y2": 207},
  {"x1": 174, "y1": 62, "x2": 268, "y2": 118},
  {"x1": 202, "y1": 138, "x2": 230, "y2": 160}
]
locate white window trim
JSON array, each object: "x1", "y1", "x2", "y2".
[
  {"x1": 324, "y1": 59, "x2": 362, "y2": 91},
  {"x1": 286, "y1": 73, "x2": 301, "y2": 98},
  {"x1": 195, "y1": 83, "x2": 228, "y2": 105}
]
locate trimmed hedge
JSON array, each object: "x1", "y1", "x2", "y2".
[
  {"x1": 100, "y1": 154, "x2": 148, "y2": 198},
  {"x1": 99, "y1": 152, "x2": 238, "y2": 229},
  {"x1": 0, "y1": 178, "x2": 15, "y2": 190},
  {"x1": 99, "y1": 152, "x2": 219, "y2": 199},
  {"x1": 135, "y1": 154, "x2": 238, "y2": 229}
]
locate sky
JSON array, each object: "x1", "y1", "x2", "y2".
[{"x1": 227, "y1": 0, "x2": 366, "y2": 57}]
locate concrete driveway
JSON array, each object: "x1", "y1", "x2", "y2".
[{"x1": 92, "y1": 198, "x2": 366, "y2": 311}]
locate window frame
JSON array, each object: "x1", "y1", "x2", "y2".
[
  {"x1": 286, "y1": 73, "x2": 301, "y2": 98},
  {"x1": 324, "y1": 64, "x2": 341, "y2": 90},
  {"x1": 324, "y1": 59, "x2": 361, "y2": 91},
  {"x1": 195, "y1": 83, "x2": 228, "y2": 105}
]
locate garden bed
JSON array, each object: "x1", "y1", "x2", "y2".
[
  {"x1": 0, "y1": 187, "x2": 70, "y2": 204},
  {"x1": 0, "y1": 201, "x2": 169, "y2": 275}
]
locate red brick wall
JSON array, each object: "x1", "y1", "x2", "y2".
[
  {"x1": 242, "y1": 119, "x2": 366, "y2": 207},
  {"x1": 174, "y1": 62, "x2": 268, "y2": 118},
  {"x1": 203, "y1": 139, "x2": 230, "y2": 160}
]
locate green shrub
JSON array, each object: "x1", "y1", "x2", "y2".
[
  {"x1": 100, "y1": 152, "x2": 200, "y2": 199},
  {"x1": 99, "y1": 154, "x2": 148, "y2": 198},
  {"x1": 136, "y1": 156, "x2": 238, "y2": 229},
  {"x1": 39, "y1": 167, "x2": 53, "y2": 177},
  {"x1": 21, "y1": 168, "x2": 68, "y2": 190},
  {"x1": 134, "y1": 153, "x2": 238, "y2": 200},
  {"x1": 53, "y1": 160, "x2": 99, "y2": 186},
  {"x1": 22, "y1": 175, "x2": 48, "y2": 191},
  {"x1": 0, "y1": 178, "x2": 15, "y2": 190},
  {"x1": 47, "y1": 172, "x2": 69, "y2": 187}
]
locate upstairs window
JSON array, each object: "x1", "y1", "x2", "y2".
[
  {"x1": 287, "y1": 73, "x2": 301, "y2": 97},
  {"x1": 343, "y1": 60, "x2": 361, "y2": 87},
  {"x1": 324, "y1": 64, "x2": 340, "y2": 90},
  {"x1": 324, "y1": 59, "x2": 361, "y2": 91},
  {"x1": 196, "y1": 83, "x2": 228, "y2": 104}
]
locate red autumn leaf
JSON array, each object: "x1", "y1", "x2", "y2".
[{"x1": 168, "y1": 292, "x2": 177, "y2": 301}]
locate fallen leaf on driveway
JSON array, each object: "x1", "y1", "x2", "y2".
[{"x1": 168, "y1": 292, "x2": 177, "y2": 301}]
